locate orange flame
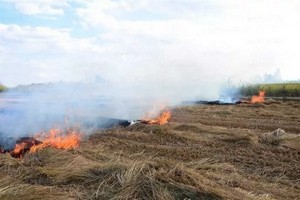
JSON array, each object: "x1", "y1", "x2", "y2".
[
  {"x1": 142, "y1": 111, "x2": 171, "y2": 125},
  {"x1": 13, "y1": 142, "x2": 30, "y2": 155},
  {"x1": 250, "y1": 91, "x2": 265, "y2": 104},
  {"x1": 30, "y1": 129, "x2": 81, "y2": 153},
  {"x1": 10, "y1": 137, "x2": 42, "y2": 158},
  {"x1": 10, "y1": 129, "x2": 81, "y2": 158}
]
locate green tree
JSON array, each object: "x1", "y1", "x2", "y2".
[{"x1": 0, "y1": 84, "x2": 7, "y2": 92}]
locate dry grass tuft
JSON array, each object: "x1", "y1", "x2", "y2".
[
  {"x1": 259, "y1": 129, "x2": 300, "y2": 148},
  {"x1": 0, "y1": 174, "x2": 71, "y2": 200},
  {"x1": 174, "y1": 124, "x2": 203, "y2": 133}
]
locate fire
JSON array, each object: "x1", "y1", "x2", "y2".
[
  {"x1": 142, "y1": 111, "x2": 172, "y2": 125},
  {"x1": 250, "y1": 91, "x2": 265, "y2": 104},
  {"x1": 30, "y1": 129, "x2": 81, "y2": 153},
  {"x1": 8, "y1": 129, "x2": 81, "y2": 158},
  {"x1": 10, "y1": 137, "x2": 42, "y2": 158}
]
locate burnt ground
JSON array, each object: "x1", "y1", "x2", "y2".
[{"x1": 0, "y1": 100, "x2": 299, "y2": 200}]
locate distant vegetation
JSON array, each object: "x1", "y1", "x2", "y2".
[
  {"x1": 0, "y1": 84, "x2": 7, "y2": 93},
  {"x1": 240, "y1": 83, "x2": 300, "y2": 97}
]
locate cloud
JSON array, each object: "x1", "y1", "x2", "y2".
[
  {"x1": 4, "y1": 0, "x2": 68, "y2": 15},
  {"x1": 0, "y1": 24, "x2": 110, "y2": 86},
  {"x1": 74, "y1": 0, "x2": 300, "y2": 81},
  {"x1": 1, "y1": 0, "x2": 300, "y2": 88}
]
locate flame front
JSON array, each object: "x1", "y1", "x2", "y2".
[
  {"x1": 13, "y1": 142, "x2": 29, "y2": 155},
  {"x1": 30, "y1": 129, "x2": 81, "y2": 153},
  {"x1": 142, "y1": 111, "x2": 171, "y2": 125},
  {"x1": 250, "y1": 91, "x2": 265, "y2": 104},
  {"x1": 10, "y1": 137, "x2": 42, "y2": 158},
  {"x1": 9, "y1": 129, "x2": 81, "y2": 158}
]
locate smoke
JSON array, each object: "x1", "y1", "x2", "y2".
[
  {"x1": 0, "y1": 65, "x2": 293, "y2": 150},
  {"x1": 262, "y1": 69, "x2": 282, "y2": 83},
  {"x1": 0, "y1": 79, "x2": 178, "y2": 148},
  {"x1": 0, "y1": 68, "x2": 242, "y2": 149}
]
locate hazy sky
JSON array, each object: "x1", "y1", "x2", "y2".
[{"x1": 0, "y1": 0, "x2": 299, "y2": 87}]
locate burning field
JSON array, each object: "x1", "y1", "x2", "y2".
[
  {"x1": 6, "y1": 129, "x2": 82, "y2": 159},
  {"x1": 0, "y1": 111, "x2": 171, "y2": 159},
  {"x1": 0, "y1": 99, "x2": 299, "y2": 200}
]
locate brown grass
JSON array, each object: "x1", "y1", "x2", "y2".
[{"x1": 0, "y1": 101, "x2": 299, "y2": 199}]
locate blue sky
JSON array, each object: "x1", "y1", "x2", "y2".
[
  {"x1": 0, "y1": 0, "x2": 300, "y2": 87},
  {"x1": 0, "y1": 1, "x2": 90, "y2": 37}
]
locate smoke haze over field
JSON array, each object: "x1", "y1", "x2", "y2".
[
  {"x1": 0, "y1": 1, "x2": 300, "y2": 146},
  {"x1": 0, "y1": 81, "x2": 174, "y2": 149}
]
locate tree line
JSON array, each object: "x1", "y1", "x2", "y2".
[{"x1": 239, "y1": 83, "x2": 300, "y2": 97}]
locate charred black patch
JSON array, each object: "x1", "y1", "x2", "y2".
[
  {"x1": 0, "y1": 137, "x2": 42, "y2": 158},
  {"x1": 195, "y1": 100, "x2": 238, "y2": 105},
  {"x1": 10, "y1": 137, "x2": 42, "y2": 158}
]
